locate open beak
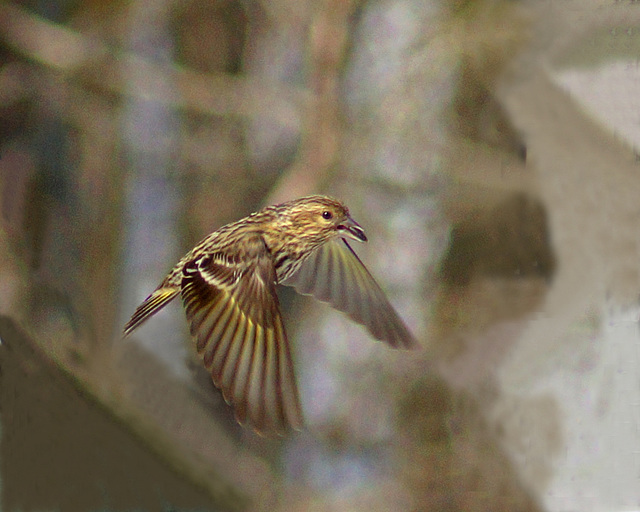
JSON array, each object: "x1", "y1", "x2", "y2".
[{"x1": 338, "y1": 216, "x2": 368, "y2": 242}]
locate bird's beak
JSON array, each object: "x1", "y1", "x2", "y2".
[{"x1": 338, "y1": 216, "x2": 368, "y2": 242}]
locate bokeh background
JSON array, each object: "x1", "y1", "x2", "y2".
[{"x1": 1, "y1": 0, "x2": 639, "y2": 510}]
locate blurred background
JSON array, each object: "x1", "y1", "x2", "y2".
[{"x1": 1, "y1": 0, "x2": 639, "y2": 510}]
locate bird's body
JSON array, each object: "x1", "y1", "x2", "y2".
[{"x1": 124, "y1": 195, "x2": 416, "y2": 434}]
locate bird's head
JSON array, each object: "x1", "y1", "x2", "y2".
[{"x1": 282, "y1": 195, "x2": 368, "y2": 245}]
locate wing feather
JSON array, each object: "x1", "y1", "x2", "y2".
[
  {"x1": 181, "y1": 237, "x2": 303, "y2": 434},
  {"x1": 282, "y1": 239, "x2": 416, "y2": 349}
]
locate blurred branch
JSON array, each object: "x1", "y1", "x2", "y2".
[
  {"x1": 0, "y1": 2, "x2": 308, "y2": 130},
  {"x1": 266, "y1": 0, "x2": 360, "y2": 204}
]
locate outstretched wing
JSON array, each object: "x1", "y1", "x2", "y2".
[
  {"x1": 282, "y1": 239, "x2": 416, "y2": 349},
  {"x1": 181, "y1": 237, "x2": 303, "y2": 435}
]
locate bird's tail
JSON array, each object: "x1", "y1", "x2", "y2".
[{"x1": 123, "y1": 288, "x2": 180, "y2": 336}]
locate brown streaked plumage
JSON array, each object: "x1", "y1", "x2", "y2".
[{"x1": 123, "y1": 195, "x2": 416, "y2": 435}]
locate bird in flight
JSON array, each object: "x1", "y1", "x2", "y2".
[{"x1": 123, "y1": 195, "x2": 416, "y2": 434}]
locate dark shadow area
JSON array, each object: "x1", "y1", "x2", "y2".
[
  {"x1": 440, "y1": 192, "x2": 556, "y2": 286},
  {"x1": 0, "y1": 316, "x2": 245, "y2": 512}
]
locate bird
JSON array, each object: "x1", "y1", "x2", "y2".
[{"x1": 123, "y1": 195, "x2": 416, "y2": 434}]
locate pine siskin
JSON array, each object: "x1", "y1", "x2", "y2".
[{"x1": 123, "y1": 195, "x2": 416, "y2": 434}]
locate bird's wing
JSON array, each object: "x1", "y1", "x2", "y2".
[
  {"x1": 181, "y1": 237, "x2": 303, "y2": 435},
  {"x1": 282, "y1": 239, "x2": 416, "y2": 349}
]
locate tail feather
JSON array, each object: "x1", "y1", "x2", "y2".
[{"x1": 123, "y1": 288, "x2": 180, "y2": 336}]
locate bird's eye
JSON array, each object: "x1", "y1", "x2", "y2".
[{"x1": 322, "y1": 210, "x2": 333, "y2": 220}]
